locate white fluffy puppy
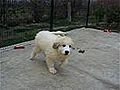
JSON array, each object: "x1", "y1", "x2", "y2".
[{"x1": 30, "y1": 31, "x2": 74, "y2": 74}]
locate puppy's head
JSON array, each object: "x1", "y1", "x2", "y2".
[{"x1": 53, "y1": 36, "x2": 74, "y2": 55}]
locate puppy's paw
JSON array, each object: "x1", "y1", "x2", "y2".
[{"x1": 49, "y1": 68, "x2": 57, "y2": 74}]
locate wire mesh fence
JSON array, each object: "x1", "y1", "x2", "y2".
[{"x1": 0, "y1": 0, "x2": 120, "y2": 47}]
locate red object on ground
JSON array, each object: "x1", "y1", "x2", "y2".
[
  {"x1": 103, "y1": 29, "x2": 112, "y2": 33},
  {"x1": 108, "y1": 29, "x2": 112, "y2": 33},
  {"x1": 14, "y1": 45, "x2": 25, "y2": 49},
  {"x1": 104, "y1": 25, "x2": 112, "y2": 33}
]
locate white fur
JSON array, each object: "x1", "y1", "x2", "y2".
[{"x1": 30, "y1": 31, "x2": 74, "y2": 74}]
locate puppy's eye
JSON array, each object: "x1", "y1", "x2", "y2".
[
  {"x1": 69, "y1": 45, "x2": 72, "y2": 47},
  {"x1": 62, "y1": 45, "x2": 66, "y2": 47}
]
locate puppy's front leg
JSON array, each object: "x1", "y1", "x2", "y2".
[
  {"x1": 60, "y1": 59, "x2": 68, "y2": 68},
  {"x1": 46, "y1": 57, "x2": 57, "y2": 74}
]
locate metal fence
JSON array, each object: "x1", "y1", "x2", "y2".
[{"x1": 0, "y1": 0, "x2": 120, "y2": 47}]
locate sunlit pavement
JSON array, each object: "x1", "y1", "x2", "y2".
[{"x1": 0, "y1": 28, "x2": 119, "y2": 90}]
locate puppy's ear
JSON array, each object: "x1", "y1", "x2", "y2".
[
  {"x1": 52, "y1": 42, "x2": 60, "y2": 49},
  {"x1": 71, "y1": 46, "x2": 75, "y2": 50},
  {"x1": 70, "y1": 39, "x2": 74, "y2": 49}
]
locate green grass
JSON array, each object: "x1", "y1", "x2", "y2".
[
  {"x1": 0, "y1": 29, "x2": 38, "y2": 47},
  {"x1": 0, "y1": 25, "x2": 40, "y2": 47}
]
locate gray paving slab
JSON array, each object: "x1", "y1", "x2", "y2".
[{"x1": 0, "y1": 28, "x2": 120, "y2": 90}]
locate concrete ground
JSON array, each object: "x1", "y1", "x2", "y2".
[{"x1": 0, "y1": 28, "x2": 120, "y2": 90}]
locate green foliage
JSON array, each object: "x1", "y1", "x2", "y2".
[
  {"x1": 6, "y1": 7, "x2": 33, "y2": 26},
  {"x1": 94, "y1": 6, "x2": 105, "y2": 24},
  {"x1": 54, "y1": 19, "x2": 72, "y2": 26},
  {"x1": 106, "y1": 6, "x2": 120, "y2": 24},
  {"x1": 90, "y1": 5, "x2": 120, "y2": 29}
]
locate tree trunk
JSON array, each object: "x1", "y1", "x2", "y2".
[{"x1": 67, "y1": 1, "x2": 71, "y2": 22}]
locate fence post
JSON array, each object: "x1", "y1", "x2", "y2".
[
  {"x1": 67, "y1": 1, "x2": 71, "y2": 22},
  {"x1": 50, "y1": 0, "x2": 54, "y2": 31},
  {"x1": 86, "y1": 0, "x2": 90, "y2": 27}
]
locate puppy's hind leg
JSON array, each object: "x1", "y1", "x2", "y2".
[{"x1": 30, "y1": 46, "x2": 41, "y2": 60}]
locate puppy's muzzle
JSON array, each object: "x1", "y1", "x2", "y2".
[{"x1": 65, "y1": 51, "x2": 69, "y2": 55}]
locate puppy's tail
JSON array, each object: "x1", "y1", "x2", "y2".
[{"x1": 51, "y1": 31, "x2": 68, "y2": 36}]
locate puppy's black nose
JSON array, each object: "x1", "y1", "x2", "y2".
[{"x1": 65, "y1": 51, "x2": 69, "y2": 55}]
